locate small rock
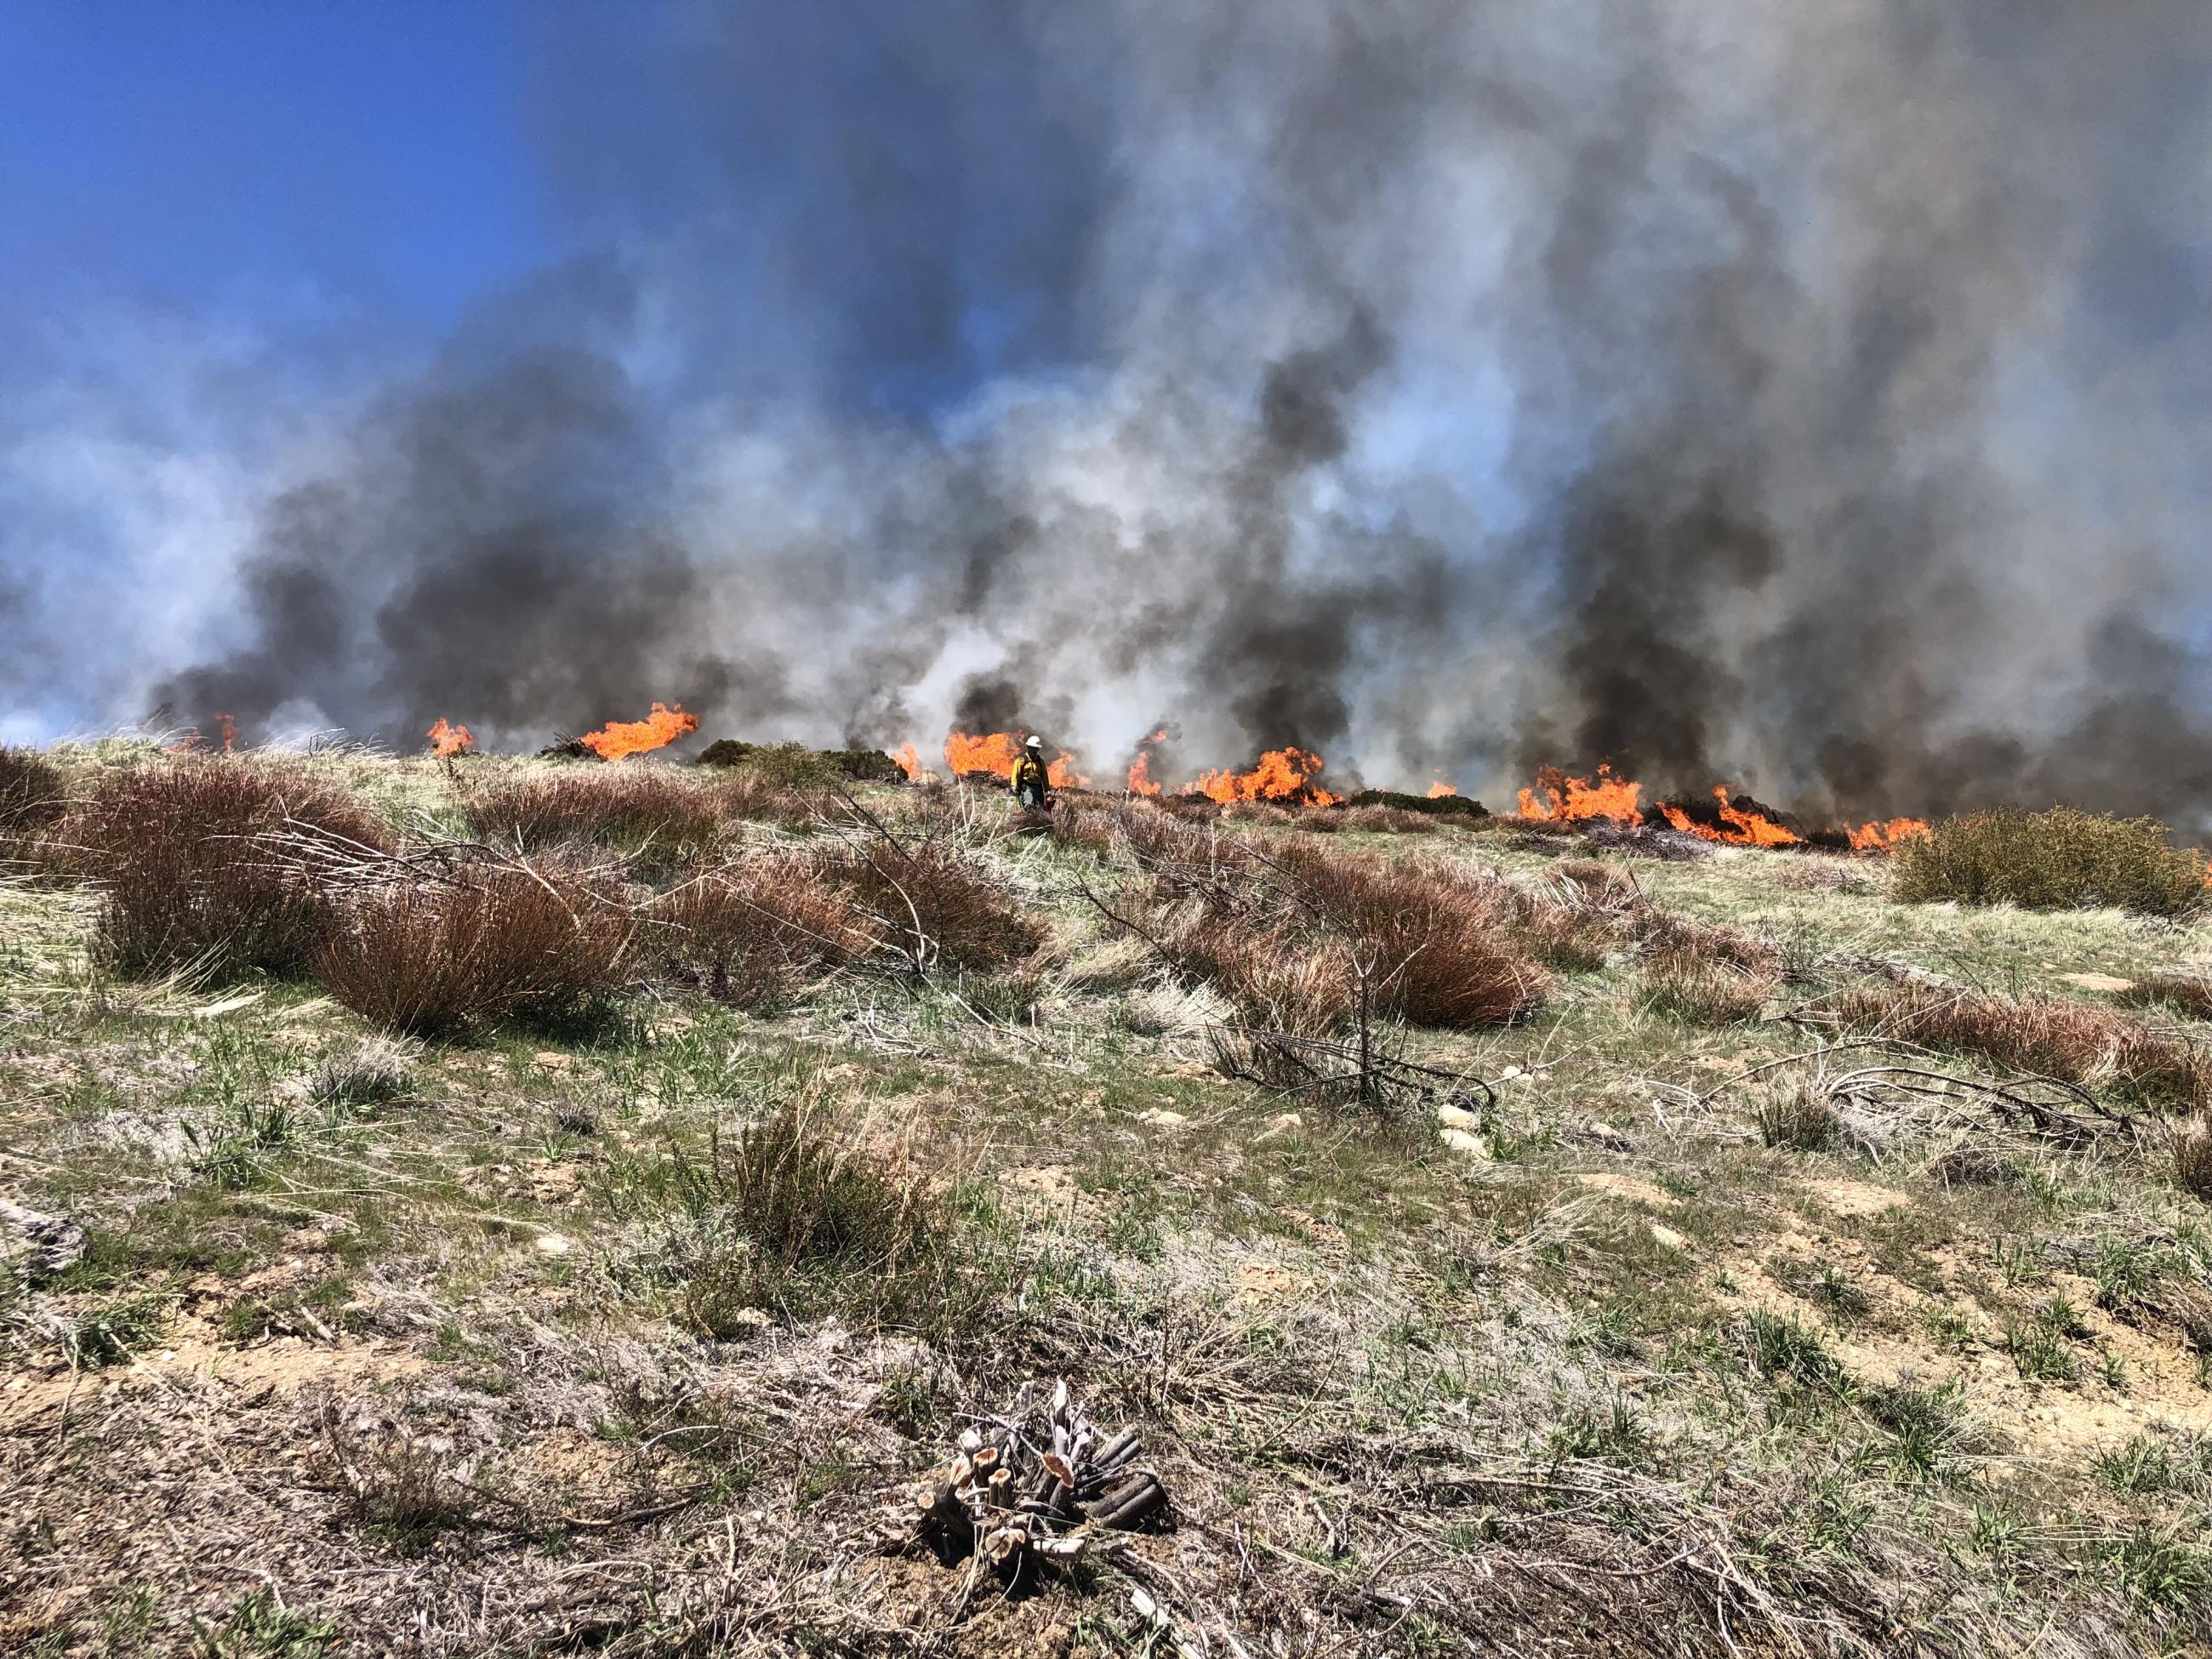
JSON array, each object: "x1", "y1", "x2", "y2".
[
  {"x1": 1588, "y1": 1120, "x2": 1632, "y2": 1149},
  {"x1": 1440, "y1": 1127, "x2": 1491, "y2": 1160},
  {"x1": 1437, "y1": 1102, "x2": 1482, "y2": 1132},
  {"x1": 533, "y1": 1232, "x2": 574, "y2": 1257},
  {"x1": 1253, "y1": 1111, "x2": 1303, "y2": 1144},
  {"x1": 1497, "y1": 1065, "x2": 1525, "y2": 1083},
  {"x1": 1138, "y1": 1109, "x2": 1189, "y2": 1127},
  {"x1": 1650, "y1": 1223, "x2": 1689, "y2": 1252}
]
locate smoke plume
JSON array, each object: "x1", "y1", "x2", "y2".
[{"x1": 8, "y1": 0, "x2": 2212, "y2": 828}]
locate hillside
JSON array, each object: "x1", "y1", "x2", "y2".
[{"x1": 3, "y1": 744, "x2": 2209, "y2": 1657}]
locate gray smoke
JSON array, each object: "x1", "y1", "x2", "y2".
[{"x1": 10, "y1": 0, "x2": 2212, "y2": 828}]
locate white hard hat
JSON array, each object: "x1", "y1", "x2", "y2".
[{"x1": 1023, "y1": 735, "x2": 1043, "y2": 749}]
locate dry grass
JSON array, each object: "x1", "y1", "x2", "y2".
[
  {"x1": 67, "y1": 755, "x2": 396, "y2": 982},
  {"x1": 463, "y1": 767, "x2": 785, "y2": 871},
  {"x1": 316, "y1": 862, "x2": 636, "y2": 1039},
  {"x1": 1644, "y1": 950, "x2": 1778, "y2": 1025},
  {"x1": 815, "y1": 839, "x2": 1044, "y2": 972},
  {"x1": 649, "y1": 858, "x2": 861, "y2": 1010},
  {"x1": 0, "y1": 745, "x2": 67, "y2": 866},
  {"x1": 1119, "y1": 840, "x2": 1548, "y2": 1034},
  {"x1": 1756, "y1": 1082, "x2": 1839, "y2": 1149},
  {"x1": 1282, "y1": 848, "x2": 1550, "y2": 1029},
  {"x1": 2176, "y1": 1118, "x2": 2212, "y2": 1200},
  {"x1": 2118, "y1": 973, "x2": 2212, "y2": 1022},
  {"x1": 1831, "y1": 983, "x2": 2212, "y2": 1109},
  {"x1": 664, "y1": 1101, "x2": 989, "y2": 1335},
  {"x1": 1894, "y1": 807, "x2": 2207, "y2": 916}
]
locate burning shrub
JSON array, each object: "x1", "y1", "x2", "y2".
[
  {"x1": 1894, "y1": 808, "x2": 2206, "y2": 916},
  {"x1": 0, "y1": 745, "x2": 67, "y2": 868},
  {"x1": 73, "y1": 757, "x2": 396, "y2": 982},
  {"x1": 1829, "y1": 983, "x2": 2212, "y2": 1110},
  {"x1": 816, "y1": 840, "x2": 1046, "y2": 972},
  {"x1": 316, "y1": 863, "x2": 635, "y2": 1040},
  {"x1": 650, "y1": 858, "x2": 861, "y2": 1011}
]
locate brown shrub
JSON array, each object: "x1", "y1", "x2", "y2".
[
  {"x1": 463, "y1": 767, "x2": 782, "y2": 873},
  {"x1": 816, "y1": 841, "x2": 1044, "y2": 972},
  {"x1": 2117, "y1": 974, "x2": 2212, "y2": 1023},
  {"x1": 650, "y1": 858, "x2": 861, "y2": 1010},
  {"x1": 1274, "y1": 847, "x2": 1549, "y2": 1029},
  {"x1": 2176, "y1": 1119, "x2": 2212, "y2": 1200},
  {"x1": 1830, "y1": 983, "x2": 2212, "y2": 1110},
  {"x1": 1635, "y1": 910, "x2": 1782, "y2": 978},
  {"x1": 71, "y1": 757, "x2": 396, "y2": 982},
  {"x1": 317, "y1": 863, "x2": 635, "y2": 1039},
  {"x1": 0, "y1": 746, "x2": 67, "y2": 866}
]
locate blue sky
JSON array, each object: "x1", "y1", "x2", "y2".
[{"x1": 0, "y1": 2, "x2": 548, "y2": 354}]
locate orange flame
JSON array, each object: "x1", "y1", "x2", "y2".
[
  {"x1": 1427, "y1": 779, "x2": 1457, "y2": 799},
  {"x1": 171, "y1": 714, "x2": 237, "y2": 755},
  {"x1": 1661, "y1": 787, "x2": 1803, "y2": 848},
  {"x1": 1126, "y1": 729, "x2": 1170, "y2": 796},
  {"x1": 578, "y1": 701, "x2": 699, "y2": 761},
  {"x1": 895, "y1": 743, "x2": 924, "y2": 781},
  {"x1": 1848, "y1": 817, "x2": 1931, "y2": 852},
  {"x1": 944, "y1": 731, "x2": 1090, "y2": 789},
  {"x1": 1517, "y1": 764, "x2": 1642, "y2": 825},
  {"x1": 426, "y1": 718, "x2": 475, "y2": 759},
  {"x1": 1189, "y1": 747, "x2": 1341, "y2": 807}
]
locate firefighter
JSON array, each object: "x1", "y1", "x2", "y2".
[{"x1": 1011, "y1": 735, "x2": 1051, "y2": 810}]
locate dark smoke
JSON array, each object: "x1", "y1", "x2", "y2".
[{"x1": 9, "y1": 1, "x2": 2212, "y2": 831}]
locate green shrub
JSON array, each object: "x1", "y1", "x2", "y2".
[
  {"x1": 1894, "y1": 807, "x2": 2205, "y2": 915},
  {"x1": 696, "y1": 738, "x2": 902, "y2": 785},
  {"x1": 1343, "y1": 789, "x2": 1489, "y2": 819}
]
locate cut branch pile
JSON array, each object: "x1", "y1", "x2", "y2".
[{"x1": 907, "y1": 1379, "x2": 1166, "y2": 1576}]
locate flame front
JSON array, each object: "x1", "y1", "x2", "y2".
[
  {"x1": 1517, "y1": 764, "x2": 1643, "y2": 825},
  {"x1": 1189, "y1": 747, "x2": 1340, "y2": 807},
  {"x1": 578, "y1": 701, "x2": 699, "y2": 761},
  {"x1": 944, "y1": 731, "x2": 1091, "y2": 789},
  {"x1": 1849, "y1": 817, "x2": 1931, "y2": 852},
  {"x1": 1126, "y1": 729, "x2": 1169, "y2": 796},
  {"x1": 1662, "y1": 787, "x2": 1803, "y2": 847},
  {"x1": 426, "y1": 718, "x2": 475, "y2": 758},
  {"x1": 1427, "y1": 779, "x2": 1457, "y2": 798},
  {"x1": 895, "y1": 743, "x2": 924, "y2": 781}
]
